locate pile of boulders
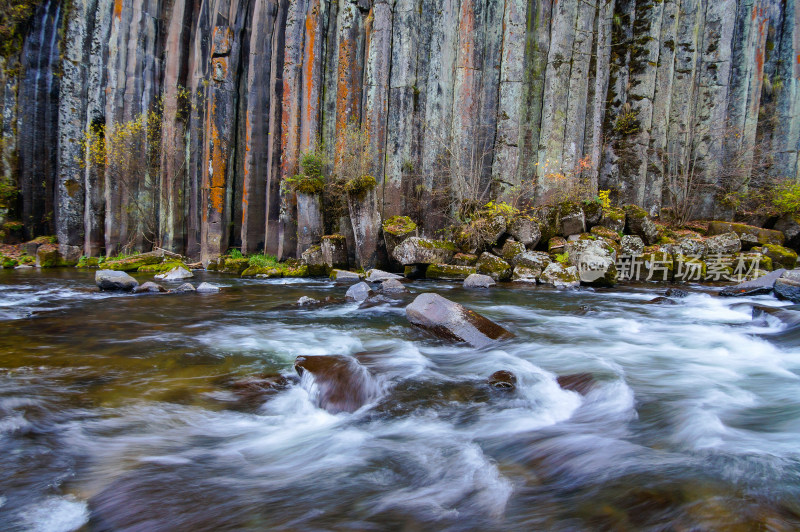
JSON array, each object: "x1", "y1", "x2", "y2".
[{"x1": 282, "y1": 203, "x2": 799, "y2": 288}]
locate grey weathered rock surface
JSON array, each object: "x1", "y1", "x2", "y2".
[
  {"x1": 365, "y1": 269, "x2": 402, "y2": 283},
  {"x1": 566, "y1": 239, "x2": 617, "y2": 286},
  {"x1": 392, "y1": 238, "x2": 456, "y2": 265},
  {"x1": 331, "y1": 269, "x2": 363, "y2": 282},
  {"x1": 345, "y1": 282, "x2": 373, "y2": 302},
  {"x1": 133, "y1": 282, "x2": 167, "y2": 294},
  {"x1": 539, "y1": 263, "x2": 580, "y2": 289},
  {"x1": 620, "y1": 235, "x2": 645, "y2": 257},
  {"x1": 706, "y1": 232, "x2": 742, "y2": 256},
  {"x1": 174, "y1": 283, "x2": 196, "y2": 293},
  {"x1": 380, "y1": 278, "x2": 407, "y2": 293},
  {"x1": 155, "y1": 267, "x2": 193, "y2": 281},
  {"x1": 95, "y1": 270, "x2": 138, "y2": 292},
  {"x1": 196, "y1": 282, "x2": 221, "y2": 293},
  {"x1": 405, "y1": 293, "x2": 514, "y2": 348},
  {"x1": 463, "y1": 274, "x2": 496, "y2": 289}
]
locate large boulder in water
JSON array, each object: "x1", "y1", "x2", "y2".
[
  {"x1": 96, "y1": 270, "x2": 139, "y2": 291},
  {"x1": 405, "y1": 293, "x2": 514, "y2": 347},
  {"x1": 463, "y1": 273, "x2": 495, "y2": 288},
  {"x1": 133, "y1": 281, "x2": 166, "y2": 293},
  {"x1": 155, "y1": 266, "x2": 193, "y2": 281},
  {"x1": 719, "y1": 268, "x2": 786, "y2": 297},
  {"x1": 294, "y1": 355, "x2": 377, "y2": 413},
  {"x1": 345, "y1": 281, "x2": 373, "y2": 302}
]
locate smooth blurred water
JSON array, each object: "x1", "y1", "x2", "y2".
[{"x1": 1, "y1": 268, "x2": 800, "y2": 531}]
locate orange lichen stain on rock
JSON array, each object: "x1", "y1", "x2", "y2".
[
  {"x1": 335, "y1": 35, "x2": 358, "y2": 169},
  {"x1": 114, "y1": 0, "x2": 123, "y2": 19},
  {"x1": 458, "y1": 0, "x2": 476, "y2": 69},
  {"x1": 301, "y1": 4, "x2": 319, "y2": 151}
]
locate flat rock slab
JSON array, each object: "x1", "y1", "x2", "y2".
[
  {"x1": 719, "y1": 269, "x2": 786, "y2": 297},
  {"x1": 155, "y1": 266, "x2": 193, "y2": 280},
  {"x1": 365, "y1": 269, "x2": 402, "y2": 282},
  {"x1": 405, "y1": 293, "x2": 514, "y2": 348}
]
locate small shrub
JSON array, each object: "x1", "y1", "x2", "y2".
[
  {"x1": 248, "y1": 253, "x2": 279, "y2": 268},
  {"x1": 344, "y1": 174, "x2": 377, "y2": 200},
  {"x1": 770, "y1": 181, "x2": 800, "y2": 215}
]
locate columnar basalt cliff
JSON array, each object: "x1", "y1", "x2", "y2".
[{"x1": 2, "y1": 0, "x2": 799, "y2": 261}]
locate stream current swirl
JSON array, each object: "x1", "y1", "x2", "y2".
[{"x1": 1, "y1": 269, "x2": 800, "y2": 530}]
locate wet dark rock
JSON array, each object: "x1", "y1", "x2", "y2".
[
  {"x1": 665, "y1": 288, "x2": 689, "y2": 298},
  {"x1": 294, "y1": 355, "x2": 377, "y2": 413},
  {"x1": 646, "y1": 296, "x2": 677, "y2": 305},
  {"x1": 345, "y1": 281, "x2": 373, "y2": 302},
  {"x1": 774, "y1": 277, "x2": 800, "y2": 303},
  {"x1": 557, "y1": 373, "x2": 597, "y2": 395},
  {"x1": 719, "y1": 269, "x2": 786, "y2": 297},
  {"x1": 463, "y1": 273, "x2": 496, "y2": 288},
  {"x1": 488, "y1": 370, "x2": 517, "y2": 390},
  {"x1": 405, "y1": 293, "x2": 514, "y2": 348},
  {"x1": 96, "y1": 269, "x2": 139, "y2": 291},
  {"x1": 373, "y1": 379, "x2": 490, "y2": 416},
  {"x1": 133, "y1": 281, "x2": 166, "y2": 294},
  {"x1": 225, "y1": 373, "x2": 291, "y2": 407}
]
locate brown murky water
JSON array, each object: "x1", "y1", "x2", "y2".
[{"x1": 1, "y1": 268, "x2": 800, "y2": 531}]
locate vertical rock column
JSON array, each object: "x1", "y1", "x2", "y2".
[
  {"x1": 493, "y1": 0, "x2": 528, "y2": 194},
  {"x1": 57, "y1": 0, "x2": 96, "y2": 253},
  {"x1": 17, "y1": 0, "x2": 62, "y2": 240},
  {"x1": 159, "y1": 0, "x2": 195, "y2": 253},
  {"x1": 241, "y1": 0, "x2": 279, "y2": 254},
  {"x1": 201, "y1": 9, "x2": 248, "y2": 263}
]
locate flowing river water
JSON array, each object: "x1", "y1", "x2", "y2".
[{"x1": 1, "y1": 269, "x2": 800, "y2": 531}]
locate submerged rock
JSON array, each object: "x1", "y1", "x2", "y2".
[
  {"x1": 133, "y1": 281, "x2": 166, "y2": 294},
  {"x1": 557, "y1": 373, "x2": 597, "y2": 395},
  {"x1": 488, "y1": 370, "x2": 517, "y2": 390},
  {"x1": 645, "y1": 296, "x2": 678, "y2": 305},
  {"x1": 405, "y1": 293, "x2": 514, "y2": 347},
  {"x1": 297, "y1": 296, "x2": 320, "y2": 305},
  {"x1": 196, "y1": 282, "x2": 221, "y2": 293},
  {"x1": 96, "y1": 270, "x2": 139, "y2": 291},
  {"x1": 665, "y1": 288, "x2": 689, "y2": 298},
  {"x1": 294, "y1": 355, "x2": 377, "y2": 413},
  {"x1": 464, "y1": 273, "x2": 496, "y2": 288},
  {"x1": 345, "y1": 281, "x2": 373, "y2": 302},
  {"x1": 155, "y1": 266, "x2": 193, "y2": 281}
]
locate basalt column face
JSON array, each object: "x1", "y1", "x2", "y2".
[{"x1": 5, "y1": 0, "x2": 800, "y2": 259}]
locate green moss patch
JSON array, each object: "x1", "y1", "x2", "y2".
[{"x1": 383, "y1": 216, "x2": 417, "y2": 236}]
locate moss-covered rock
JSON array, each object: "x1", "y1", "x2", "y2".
[
  {"x1": 243, "y1": 265, "x2": 283, "y2": 278},
  {"x1": 138, "y1": 260, "x2": 189, "y2": 274},
  {"x1": 426, "y1": 263, "x2": 477, "y2": 280},
  {"x1": 508, "y1": 215, "x2": 541, "y2": 248},
  {"x1": 624, "y1": 205, "x2": 659, "y2": 245},
  {"x1": 566, "y1": 239, "x2": 618, "y2": 286},
  {"x1": 762, "y1": 244, "x2": 798, "y2": 270},
  {"x1": 104, "y1": 252, "x2": 164, "y2": 272},
  {"x1": 625, "y1": 252, "x2": 674, "y2": 282},
  {"x1": 705, "y1": 232, "x2": 742, "y2": 256},
  {"x1": 672, "y1": 254, "x2": 707, "y2": 282},
  {"x1": 220, "y1": 257, "x2": 250, "y2": 274},
  {"x1": 451, "y1": 253, "x2": 478, "y2": 266},
  {"x1": 734, "y1": 252, "x2": 772, "y2": 274},
  {"x1": 590, "y1": 225, "x2": 620, "y2": 242},
  {"x1": 382, "y1": 216, "x2": 417, "y2": 237},
  {"x1": 548, "y1": 236, "x2": 567, "y2": 253},
  {"x1": 501, "y1": 239, "x2": 526, "y2": 262},
  {"x1": 707, "y1": 221, "x2": 784, "y2": 248},
  {"x1": 534, "y1": 205, "x2": 560, "y2": 243},
  {"x1": 321, "y1": 235, "x2": 349, "y2": 269},
  {"x1": 76, "y1": 256, "x2": 101, "y2": 268},
  {"x1": 301, "y1": 245, "x2": 329, "y2": 276},
  {"x1": 393, "y1": 237, "x2": 457, "y2": 265},
  {"x1": 539, "y1": 262, "x2": 580, "y2": 288},
  {"x1": 559, "y1": 203, "x2": 586, "y2": 236},
  {"x1": 600, "y1": 206, "x2": 626, "y2": 233},
  {"x1": 476, "y1": 252, "x2": 512, "y2": 282}
]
